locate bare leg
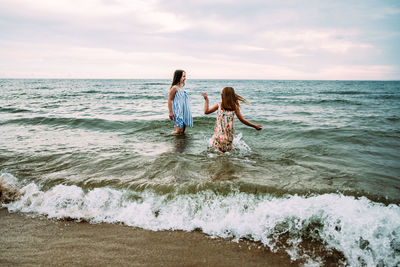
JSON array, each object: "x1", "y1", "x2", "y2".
[
  {"x1": 171, "y1": 126, "x2": 182, "y2": 135},
  {"x1": 173, "y1": 124, "x2": 186, "y2": 134},
  {"x1": 171, "y1": 127, "x2": 179, "y2": 134},
  {"x1": 181, "y1": 124, "x2": 186, "y2": 134}
]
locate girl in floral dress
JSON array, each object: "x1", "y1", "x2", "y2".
[{"x1": 202, "y1": 87, "x2": 262, "y2": 152}]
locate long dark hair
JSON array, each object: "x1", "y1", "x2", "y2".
[
  {"x1": 171, "y1": 69, "x2": 185, "y2": 88},
  {"x1": 221, "y1": 87, "x2": 248, "y2": 111}
]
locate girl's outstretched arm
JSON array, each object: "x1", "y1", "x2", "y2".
[
  {"x1": 235, "y1": 106, "x2": 262, "y2": 130},
  {"x1": 202, "y1": 93, "x2": 218, "y2": 114},
  {"x1": 168, "y1": 86, "x2": 178, "y2": 120}
]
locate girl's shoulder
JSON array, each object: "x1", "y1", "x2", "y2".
[{"x1": 172, "y1": 85, "x2": 185, "y2": 92}]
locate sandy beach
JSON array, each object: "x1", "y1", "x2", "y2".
[{"x1": 0, "y1": 208, "x2": 296, "y2": 266}]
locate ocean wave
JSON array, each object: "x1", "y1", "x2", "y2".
[
  {"x1": 297, "y1": 99, "x2": 362, "y2": 106},
  {"x1": 1, "y1": 172, "x2": 399, "y2": 267},
  {"x1": 34, "y1": 86, "x2": 52, "y2": 90},
  {"x1": 268, "y1": 97, "x2": 364, "y2": 106},
  {"x1": 0, "y1": 172, "x2": 21, "y2": 203},
  {"x1": 114, "y1": 95, "x2": 164, "y2": 100},
  {"x1": 386, "y1": 116, "x2": 400, "y2": 122},
  {"x1": 80, "y1": 90, "x2": 102, "y2": 94},
  {"x1": 373, "y1": 94, "x2": 400, "y2": 100},
  {"x1": 319, "y1": 90, "x2": 400, "y2": 100},
  {"x1": 70, "y1": 89, "x2": 165, "y2": 100},
  {"x1": 144, "y1": 82, "x2": 169, "y2": 85},
  {"x1": 319, "y1": 91, "x2": 371, "y2": 95},
  {"x1": 80, "y1": 90, "x2": 128, "y2": 95},
  {"x1": 0, "y1": 116, "x2": 125, "y2": 130},
  {"x1": 0, "y1": 107, "x2": 31, "y2": 113},
  {"x1": 0, "y1": 116, "x2": 172, "y2": 132}
]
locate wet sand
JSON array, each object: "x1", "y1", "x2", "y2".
[{"x1": 0, "y1": 208, "x2": 296, "y2": 266}]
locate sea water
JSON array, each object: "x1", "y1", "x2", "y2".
[{"x1": 1, "y1": 79, "x2": 400, "y2": 266}]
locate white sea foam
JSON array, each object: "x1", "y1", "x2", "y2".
[
  {"x1": 0, "y1": 171, "x2": 19, "y2": 188},
  {"x1": 232, "y1": 133, "x2": 252, "y2": 154},
  {"x1": 208, "y1": 132, "x2": 251, "y2": 155},
  {"x1": 0, "y1": 172, "x2": 21, "y2": 202},
  {"x1": 2, "y1": 173, "x2": 400, "y2": 266}
]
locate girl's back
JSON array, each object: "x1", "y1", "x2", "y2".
[
  {"x1": 211, "y1": 103, "x2": 235, "y2": 152},
  {"x1": 202, "y1": 86, "x2": 261, "y2": 153}
]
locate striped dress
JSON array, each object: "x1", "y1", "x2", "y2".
[{"x1": 172, "y1": 86, "x2": 193, "y2": 128}]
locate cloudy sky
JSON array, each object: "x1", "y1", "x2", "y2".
[{"x1": 0, "y1": 0, "x2": 399, "y2": 79}]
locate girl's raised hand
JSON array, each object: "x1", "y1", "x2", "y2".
[{"x1": 202, "y1": 93, "x2": 208, "y2": 100}]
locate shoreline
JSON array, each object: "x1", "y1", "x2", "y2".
[{"x1": 0, "y1": 208, "x2": 296, "y2": 266}]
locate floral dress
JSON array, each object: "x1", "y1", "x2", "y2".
[{"x1": 211, "y1": 103, "x2": 235, "y2": 152}]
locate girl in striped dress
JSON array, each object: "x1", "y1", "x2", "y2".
[
  {"x1": 202, "y1": 87, "x2": 262, "y2": 153},
  {"x1": 168, "y1": 70, "x2": 193, "y2": 134}
]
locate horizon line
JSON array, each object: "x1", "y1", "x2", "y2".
[{"x1": 1, "y1": 77, "x2": 399, "y2": 82}]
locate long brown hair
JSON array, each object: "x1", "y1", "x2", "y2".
[
  {"x1": 171, "y1": 69, "x2": 185, "y2": 88},
  {"x1": 221, "y1": 87, "x2": 248, "y2": 111}
]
